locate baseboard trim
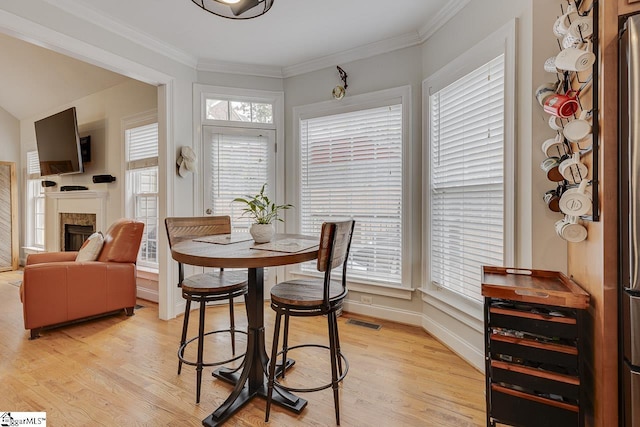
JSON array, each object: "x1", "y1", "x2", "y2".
[
  {"x1": 343, "y1": 300, "x2": 423, "y2": 326},
  {"x1": 136, "y1": 286, "x2": 159, "y2": 303},
  {"x1": 421, "y1": 315, "x2": 484, "y2": 372}
]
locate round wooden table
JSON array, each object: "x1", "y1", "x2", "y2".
[{"x1": 170, "y1": 233, "x2": 319, "y2": 426}]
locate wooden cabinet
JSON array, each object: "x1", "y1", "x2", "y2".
[
  {"x1": 620, "y1": 0, "x2": 640, "y2": 16},
  {"x1": 482, "y1": 266, "x2": 590, "y2": 427}
]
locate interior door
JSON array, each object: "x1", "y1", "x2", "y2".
[
  {"x1": 202, "y1": 126, "x2": 278, "y2": 289},
  {"x1": 0, "y1": 161, "x2": 18, "y2": 271}
]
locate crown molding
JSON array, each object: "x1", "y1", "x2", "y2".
[
  {"x1": 418, "y1": 0, "x2": 471, "y2": 42},
  {"x1": 196, "y1": 59, "x2": 284, "y2": 78},
  {"x1": 281, "y1": 31, "x2": 422, "y2": 78},
  {"x1": 41, "y1": 0, "x2": 197, "y2": 68}
]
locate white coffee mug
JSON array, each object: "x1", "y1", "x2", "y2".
[
  {"x1": 559, "y1": 152, "x2": 588, "y2": 184},
  {"x1": 568, "y1": 16, "x2": 593, "y2": 40},
  {"x1": 535, "y1": 82, "x2": 559, "y2": 106},
  {"x1": 555, "y1": 215, "x2": 587, "y2": 242},
  {"x1": 555, "y1": 45, "x2": 596, "y2": 72},
  {"x1": 549, "y1": 115, "x2": 564, "y2": 131},
  {"x1": 563, "y1": 110, "x2": 591, "y2": 143},
  {"x1": 544, "y1": 56, "x2": 558, "y2": 73},
  {"x1": 559, "y1": 179, "x2": 592, "y2": 216},
  {"x1": 542, "y1": 135, "x2": 568, "y2": 157},
  {"x1": 562, "y1": 33, "x2": 585, "y2": 50},
  {"x1": 553, "y1": 4, "x2": 579, "y2": 38}
]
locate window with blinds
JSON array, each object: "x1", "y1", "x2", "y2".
[
  {"x1": 429, "y1": 54, "x2": 505, "y2": 302},
  {"x1": 26, "y1": 150, "x2": 44, "y2": 248},
  {"x1": 206, "y1": 131, "x2": 271, "y2": 232},
  {"x1": 125, "y1": 122, "x2": 158, "y2": 268},
  {"x1": 300, "y1": 104, "x2": 403, "y2": 286}
]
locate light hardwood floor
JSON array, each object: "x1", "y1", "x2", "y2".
[{"x1": 1, "y1": 270, "x2": 485, "y2": 426}]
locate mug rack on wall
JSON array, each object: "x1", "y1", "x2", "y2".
[{"x1": 538, "y1": 0, "x2": 599, "y2": 235}]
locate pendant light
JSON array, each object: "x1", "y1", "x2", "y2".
[{"x1": 191, "y1": 0, "x2": 274, "y2": 20}]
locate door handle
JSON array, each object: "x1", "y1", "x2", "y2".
[{"x1": 205, "y1": 208, "x2": 212, "y2": 215}]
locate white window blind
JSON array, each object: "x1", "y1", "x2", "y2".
[
  {"x1": 207, "y1": 132, "x2": 270, "y2": 231},
  {"x1": 126, "y1": 123, "x2": 159, "y2": 170},
  {"x1": 300, "y1": 104, "x2": 403, "y2": 286},
  {"x1": 429, "y1": 54, "x2": 505, "y2": 302},
  {"x1": 27, "y1": 150, "x2": 41, "y2": 178},
  {"x1": 125, "y1": 122, "x2": 158, "y2": 268},
  {"x1": 26, "y1": 150, "x2": 44, "y2": 248}
]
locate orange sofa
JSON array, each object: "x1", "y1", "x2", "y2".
[{"x1": 20, "y1": 219, "x2": 144, "y2": 339}]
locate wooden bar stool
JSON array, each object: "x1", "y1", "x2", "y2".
[
  {"x1": 165, "y1": 216, "x2": 248, "y2": 404},
  {"x1": 265, "y1": 220, "x2": 355, "y2": 425}
]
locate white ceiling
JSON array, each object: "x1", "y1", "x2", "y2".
[{"x1": 0, "y1": 0, "x2": 469, "y2": 119}]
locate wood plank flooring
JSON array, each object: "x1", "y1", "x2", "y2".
[{"x1": 0, "y1": 270, "x2": 485, "y2": 426}]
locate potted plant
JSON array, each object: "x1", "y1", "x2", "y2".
[{"x1": 233, "y1": 184, "x2": 292, "y2": 243}]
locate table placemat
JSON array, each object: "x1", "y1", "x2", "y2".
[
  {"x1": 194, "y1": 234, "x2": 253, "y2": 245},
  {"x1": 251, "y1": 238, "x2": 318, "y2": 253}
]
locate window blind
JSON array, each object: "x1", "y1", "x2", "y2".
[
  {"x1": 125, "y1": 122, "x2": 159, "y2": 268},
  {"x1": 126, "y1": 123, "x2": 158, "y2": 170},
  {"x1": 300, "y1": 104, "x2": 403, "y2": 286},
  {"x1": 27, "y1": 150, "x2": 41, "y2": 179},
  {"x1": 429, "y1": 54, "x2": 505, "y2": 302},
  {"x1": 207, "y1": 133, "x2": 270, "y2": 232}
]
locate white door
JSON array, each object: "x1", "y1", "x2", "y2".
[{"x1": 202, "y1": 125, "x2": 278, "y2": 289}]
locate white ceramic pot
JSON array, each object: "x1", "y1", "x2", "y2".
[{"x1": 250, "y1": 223, "x2": 275, "y2": 243}]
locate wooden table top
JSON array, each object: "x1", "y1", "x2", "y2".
[{"x1": 171, "y1": 233, "x2": 319, "y2": 269}]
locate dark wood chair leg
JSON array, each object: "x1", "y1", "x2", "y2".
[
  {"x1": 328, "y1": 311, "x2": 341, "y2": 425},
  {"x1": 196, "y1": 300, "x2": 207, "y2": 404},
  {"x1": 124, "y1": 307, "x2": 135, "y2": 316},
  {"x1": 281, "y1": 313, "x2": 290, "y2": 379},
  {"x1": 265, "y1": 312, "x2": 282, "y2": 422},
  {"x1": 29, "y1": 329, "x2": 40, "y2": 340},
  {"x1": 178, "y1": 299, "x2": 192, "y2": 375}
]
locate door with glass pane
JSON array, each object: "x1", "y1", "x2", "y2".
[{"x1": 202, "y1": 126, "x2": 277, "y2": 286}]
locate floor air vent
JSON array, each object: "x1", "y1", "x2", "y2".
[{"x1": 346, "y1": 319, "x2": 381, "y2": 330}]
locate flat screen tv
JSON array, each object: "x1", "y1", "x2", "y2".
[{"x1": 34, "y1": 107, "x2": 83, "y2": 176}]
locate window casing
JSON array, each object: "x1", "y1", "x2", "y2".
[
  {"x1": 295, "y1": 87, "x2": 410, "y2": 288},
  {"x1": 26, "y1": 150, "x2": 44, "y2": 249},
  {"x1": 125, "y1": 120, "x2": 159, "y2": 269},
  {"x1": 423, "y1": 22, "x2": 515, "y2": 309}
]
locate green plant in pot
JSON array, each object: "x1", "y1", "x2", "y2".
[{"x1": 233, "y1": 184, "x2": 293, "y2": 243}]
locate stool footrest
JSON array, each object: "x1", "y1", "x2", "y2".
[
  {"x1": 178, "y1": 329, "x2": 247, "y2": 368},
  {"x1": 272, "y1": 343, "x2": 349, "y2": 393}
]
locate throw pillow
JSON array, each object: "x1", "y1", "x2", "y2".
[{"x1": 76, "y1": 231, "x2": 104, "y2": 262}]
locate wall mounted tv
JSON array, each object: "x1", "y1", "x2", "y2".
[{"x1": 34, "y1": 107, "x2": 84, "y2": 176}]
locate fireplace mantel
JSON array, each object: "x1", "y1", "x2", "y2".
[
  {"x1": 45, "y1": 190, "x2": 108, "y2": 252},
  {"x1": 46, "y1": 190, "x2": 108, "y2": 200}
]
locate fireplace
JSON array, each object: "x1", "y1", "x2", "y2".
[
  {"x1": 64, "y1": 224, "x2": 94, "y2": 251},
  {"x1": 45, "y1": 189, "x2": 107, "y2": 252},
  {"x1": 59, "y1": 213, "x2": 96, "y2": 251}
]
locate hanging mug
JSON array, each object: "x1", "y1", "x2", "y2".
[
  {"x1": 558, "y1": 152, "x2": 588, "y2": 184},
  {"x1": 544, "y1": 90, "x2": 579, "y2": 118},
  {"x1": 540, "y1": 156, "x2": 566, "y2": 182},
  {"x1": 536, "y1": 81, "x2": 559, "y2": 107},
  {"x1": 559, "y1": 179, "x2": 592, "y2": 216},
  {"x1": 555, "y1": 215, "x2": 588, "y2": 242},
  {"x1": 541, "y1": 134, "x2": 569, "y2": 158},
  {"x1": 543, "y1": 185, "x2": 564, "y2": 213},
  {"x1": 563, "y1": 110, "x2": 592, "y2": 143}
]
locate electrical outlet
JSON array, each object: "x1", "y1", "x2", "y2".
[{"x1": 361, "y1": 295, "x2": 373, "y2": 305}]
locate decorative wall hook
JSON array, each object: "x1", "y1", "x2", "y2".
[{"x1": 332, "y1": 66, "x2": 349, "y2": 100}]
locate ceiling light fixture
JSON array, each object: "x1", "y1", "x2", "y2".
[{"x1": 191, "y1": 0, "x2": 274, "y2": 20}]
